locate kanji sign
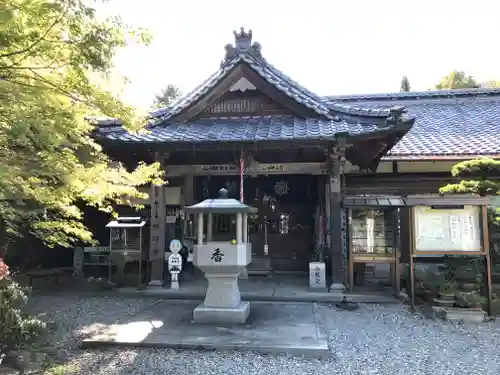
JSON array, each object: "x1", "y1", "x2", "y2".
[
  {"x1": 210, "y1": 248, "x2": 224, "y2": 263},
  {"x1": 314, "y1": 266, "x2": 321, "y2": 284},
  {"x1": 168, "y1": 253, "x2": 182, "y2": 273}
]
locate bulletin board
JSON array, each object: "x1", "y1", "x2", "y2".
[{"x1": 412, "y1": 205, "x2": 482, "y2": 254}]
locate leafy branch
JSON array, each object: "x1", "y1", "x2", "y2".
[{"x1": 0, "y1": 0, "x2": 162, "y2": 248}]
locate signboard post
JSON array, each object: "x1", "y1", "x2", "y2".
[{"x1": 405, "y1": 196, "x2": 493, "y2": 315}]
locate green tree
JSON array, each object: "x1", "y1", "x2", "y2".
[
  {"x1": 440, "y1": 158, "x2": 500, "y2": 247},
  {"x1": 440, "y1": 158, "x2": 500, "y2": 196},
  {"x1": 152, "y1": 84, "x2": 182, "y2": 108},
  {"x1": 434, "y1": 70, "x2": 479, "y2": 90},
  {"x1": 480, "y1": 80, "x2": 500, "y2": 89},
  {"x1": 0, "y1": 0, "x2": 163, "y2": 250},
  {"x1": 400, "y1": 76, "x2": 411, "y2": 92}
]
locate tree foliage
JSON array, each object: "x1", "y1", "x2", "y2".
[
  {"x1": 152, "y1": 84, "x2": 182, "y2": 109},
  {"x1": 440, "y1": 158, "x2": 500, "y2": 231},
  {"x1": 400, "y1": 76, "x2": 411, "y2": 92},
  {"x1": 440, "y1": 158, "x2": 500, "y2": 196},
  {"x1": 0, "y1": 259, "x2": 46, "y2": 355},
  {"x1": 0, "y1": 0, "x2": 164, "y2": 249},
  {"x1": 434, "y1": 70, "x2": 479, "y2": 90},
  {"x1": 480, "y1": 80, "x2": 500, "y2": 89}
]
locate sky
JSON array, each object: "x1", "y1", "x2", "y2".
[{"x1": 96, "y1": 0, "x2": 500, "y2": 111}]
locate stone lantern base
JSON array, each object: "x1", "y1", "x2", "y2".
[
  {"x1": 192, "y1": 270, "x2": 251, "y2": 324},
  {"x1": 193, "y1": 301, "x2": 250, "y2": 324},
  {"x1": 192, "y1": 242, "x2": 252, "y2": 324}
]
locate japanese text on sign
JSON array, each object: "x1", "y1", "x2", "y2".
[
  {"x1": 210, "y1": 248, "x2": 224, "y2": 263},
  {"x1": 168, "y1": 253, "x2": 182, "y2": 273},
  {"x1": 314, "y1": 266, "x2": 321, "y2": 285}
]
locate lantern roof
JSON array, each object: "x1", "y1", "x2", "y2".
[{"x1": 184, "y1": 188, "x2": 258, "y2": 214}]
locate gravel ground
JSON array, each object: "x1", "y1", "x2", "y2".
[
  {"x1": 2, "y1": 294, "x2": 500, "y2": 375},
  {"x1": 321, "y1": 304, "x2": 500, "y2": 375}
]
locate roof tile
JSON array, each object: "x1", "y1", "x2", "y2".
[
  {"x1": 325, "y1": 91, "x2": 500, "y2": 157},
  {"x1": 100, "y1": 116, "x2": 383, "y2": 144}
]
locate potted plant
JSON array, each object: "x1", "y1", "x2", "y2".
[
  {"x1": 420, "y1": 269, "x2": 440, "y2": 302},
  {"x1": 309, "y1": 246, "x2": 326, "y2": 291},
  {"x1": 434, "y1": 280, "x2": 457, "y2": 307},
  {"x1": 456, "y1": 292, "x2": 486, "y2": 310},
  {"x1": 444, "y1": 291, "x2": 487, "y2": 323}
]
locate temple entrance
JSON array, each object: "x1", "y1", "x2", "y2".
[{"x1": 195, "y1": 175, "x2": 318, "y2": 273}]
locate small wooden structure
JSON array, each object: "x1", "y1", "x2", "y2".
[
  {"x1": 105, "y1": 216, "x2": 147, "y2": 286},
  {"x1": 406, "y1": 195, "x2": 493, "y2": 314},
  {"x1": 343, "y1": 196, "x2": 406, "y2": 295},
  {"x1": 26, "y1": 266, "x2": 74, "y2": 287}
]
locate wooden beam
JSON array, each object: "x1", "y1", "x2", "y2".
[
  {"x1": 328, "y1": 143, "x2": 346, "y2": 291},
  {"x1": 148, "y1": 150, "x2": 167, "y2": 286}
]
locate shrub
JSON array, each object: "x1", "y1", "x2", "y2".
[{"x1": 0, "y1": 259, "x2": 46, "y2": 354}]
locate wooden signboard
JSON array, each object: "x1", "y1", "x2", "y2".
[
  {"x1": 406, "y1": 197, "x2": 493, "y2": 315},
  {"x1": 412, "y1": 205, "x2": 483, "y2": 255},
  {"x1": 165, "y1": 162, "x2": 327, "y2": 176}
]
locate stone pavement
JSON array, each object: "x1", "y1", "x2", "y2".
[
  {"x1": 118, "y1": 275, "x2": 399, "y2": 304},
  {"x1": 82, "y1": 300, "x2": 330, "y2": 359}
]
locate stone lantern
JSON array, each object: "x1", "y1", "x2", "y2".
[{"x1": 183, "y1": 188, "x2": 257, "y2": 324}]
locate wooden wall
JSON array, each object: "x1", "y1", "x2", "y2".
[{"x1": 345, "y1": 173, "x2": 455, "y2": 195}]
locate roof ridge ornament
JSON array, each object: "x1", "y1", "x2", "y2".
[
  {"x1": 220, "y1": 27, "x2": 263, "y2": 68},
  {"x1": 234, "y1": 27, "x2": 252, "y2": 51}
]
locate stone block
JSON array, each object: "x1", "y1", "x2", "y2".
[
  {"x1": 309, "y1": 262, "x2": 326, "y2": 289},
  {"x1": 194, "y1": 242, "x2": 251, "y2": 268},
  {"x1": 239, "y1": 267, "x2": 248, "y2": 279},
  {"x1": 204, "y1": 274, "x2": 241, "y2": 308},
  {"x1": 443, "y1": 307, "x2": 486, "y2": 324},
  {"x1": 193, "y1": 301, "x2": 251, "y2": 324},
  {"x1": 329, "y1": 282, "x2": 345, "y2": 292}
]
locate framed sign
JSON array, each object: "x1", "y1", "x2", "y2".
[
  {"x1": 406, "y1": 196, "x2": 493, "y2": 316},
  {"x1": 412, "y1": 205, "x2": 482, "y2": 253}
]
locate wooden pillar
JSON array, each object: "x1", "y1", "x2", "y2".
[
  {"x1": 207, "y1": 213, "x2": 213, "y2": 241},
  {"x1": 399, "y1": 207, "x2": 411, "y2": 263},
  {"x1": 183, "y1": 175, "x2": 195, "y2": 205},
  {"x1": 329, "y1": 144, "x2": 346, "y2": 291},
  {"x1": 236, "y1": 213, "x2": 243, "y2": 244},
  {"x1": 148, "y1": 152, "x2": 168, "y2": 287},
  {"x1": 243, "y1": 213, "x2": 248, "y2": 243},
  {"x1": 148, "y1": 183, "x2": 166, "y2": 286},
  {"x1": 182, "y1": 175, "x2": 195, "y2": 238},
  {"x1": 197, "y1": 213, "x2": 204, "y2": 244}
]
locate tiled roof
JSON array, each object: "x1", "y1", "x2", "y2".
[
  {"x1": 325, "y1": 88, "x2": 500, "y2": 102},
  {"x1": 151, "y1": 54, "x2": 330, "y2": 121},
  {"x1": 97, "y1": 115, "x2": 396, "y2": 144},
  {"x1": 325, "y1": 89, "x2": 500, "y2": 159},
  {"x1": 150, "y1": 29, "x2": 404, "y2": 123},
  {"x1": 91, "y1": 31, "x2": 500, "y2": 159},
  {"x1": 93, "y1": 29, "x2": 412, "y2": 147}
]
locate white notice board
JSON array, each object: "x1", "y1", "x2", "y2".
[{"x1": 413, "y1": 205, "x2": 482, "y2": 253}]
